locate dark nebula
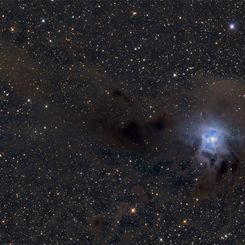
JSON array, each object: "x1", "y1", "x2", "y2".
[{"x1": 0, "y1": 1, "x2": 244, "y2": 244}]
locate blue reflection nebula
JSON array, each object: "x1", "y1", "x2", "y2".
[
  {"x1": 194, "y1": 123, "x2": 234, "y2": 171},
  {"x1": 200, "y1": 127, "x2": 225, "y2": 155},
  {"x1": 202, "y1": 129, "x2": 218, "y2": 152}
]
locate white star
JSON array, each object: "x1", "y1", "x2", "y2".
[{"x1": 229, "y1": 23, "x2": 235, "y2": 30}]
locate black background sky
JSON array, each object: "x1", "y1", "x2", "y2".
[{"x1": 0, "y1": 1, "x2": 245, "y2": 244}]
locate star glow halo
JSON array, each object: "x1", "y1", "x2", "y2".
[{"x1": 200, "y1": 125, "x2": 229, "y2": 156}]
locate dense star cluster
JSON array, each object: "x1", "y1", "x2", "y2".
[{"x1": 0, "y1": 1, "x2": 245, "y2": 244}]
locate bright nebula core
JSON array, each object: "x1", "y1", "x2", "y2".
[
  {"x1": 197, "y1": 124, "x2": 232, "y2": 169},
  {"x1": 200, "y1": 127, "x2": 229, "y2": 155},
  {"x1": 201, "y1": 128, "x2": 221, "y2": 154}
]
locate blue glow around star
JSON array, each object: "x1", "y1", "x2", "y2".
[
  {"x1": 200, "y1": 125, "x2": 229, "y2": 156},
  {"x1": 228, "y1": 21, "x2": 238, "y2": 31},
  {"x1": 202, "y1": 129, "x2": 219, "y2": 152}
]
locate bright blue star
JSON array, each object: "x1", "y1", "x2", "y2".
[{"x1": 228, "y1": 22, "x2": 238, "y2": 31}]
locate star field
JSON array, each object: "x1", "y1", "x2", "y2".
[{"x1": 0, "y1": 1, "x2": 245, "y2": 244}]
